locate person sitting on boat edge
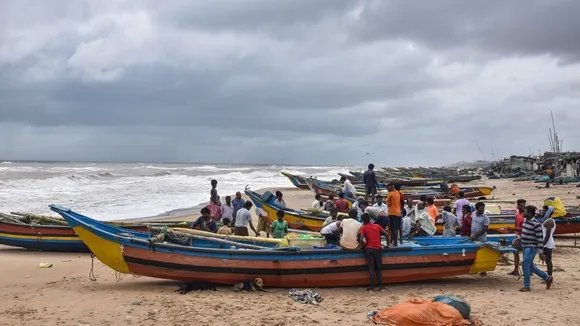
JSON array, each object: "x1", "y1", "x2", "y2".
[
  {"x1": 359, "y1": 200, "x2": 389, "y2": 232},
  {"x1": 339, "y1": 209, "x2": 363, "y2": 250},
  {"x1": 358, "y1": 213, "x2": 389, "y2": 292},
  {"x1": 386, "y1": 184, "x2": 402, "y2": 247},
  {"x1": 340, "y1": 176, "x2": 357, "y2": 198},
  {"x1": 312, "y1": 194, "x2": 324, "y2": 211},
  {"x1": 401, "y1": 213, "x2": 412, "y2": 238},
  {"x1": 441, "y1": 206, "x2": 459, "y2": 237},
  {"x1": 335, "y1": 192, "x2": 350, "y2": 214},
  {"x1": 234, "y1": 200, "x2": 259, "y2": 237},
  {"x1": 408, "y1": 202, "x2": 436, "y2": 237},
  {"x1": 274, "y1": 191, "x2": 286, "y2": 208},
  {"x1": 271, "y1": 209, "x2": 289, "y2": 239},
  {"x1": 217, "y1": 218, "x2": 233, "y2": 235},
  {"x1": 520, "y1": 205, "x2": 553, "y2": 292},
  {"x1": 324, "y1": 194, "x2": 336, "y2": 211},
  {"x1": 322, "y1": 207, "x2": 339, "y2": 228},
  {"x1": 192, "y1": 207, "x2": 217, "y2": 233}
]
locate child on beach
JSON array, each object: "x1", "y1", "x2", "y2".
[
  {"x1": 271, "y1": 209, "x2": 289, "y2": 239},
  {"x1": 217, "y1": 218, "x2": 232, "y2": 235}
]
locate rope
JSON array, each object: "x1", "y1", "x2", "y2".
[{"x1": 89, "y1": 254, "x2": 97, "y2": 281}]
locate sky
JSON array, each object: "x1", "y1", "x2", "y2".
[{"x1": 1, "y1": 0, "x2": 580, "y2": 166}]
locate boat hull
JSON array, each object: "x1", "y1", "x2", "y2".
[{"x1": 53, "y1": 204, "x2": 513, "y2": 287}]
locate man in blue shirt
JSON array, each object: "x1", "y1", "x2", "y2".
[
  {"x1": 192, "y1": 207, "x2": 217, "y2": 233},
  {"x1": 231, "y1": 191, "x2": 245, "y2": 224}
]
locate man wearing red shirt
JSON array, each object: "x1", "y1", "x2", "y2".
[
  {"x1": 508, "y1": 199, "x2": 526, "y2": 276},
  {"x1": 358, "y1": 213, "x2": 389, "y2": 292},
  {"x1": 334, "y1": 192, "x2": 350, "y2": 213}
]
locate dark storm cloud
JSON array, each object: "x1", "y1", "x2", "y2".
[{"x1": 1, "y1": 0, "x2": 580, "y2": 166}]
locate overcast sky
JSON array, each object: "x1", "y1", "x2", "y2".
[{"x1": 1, "y1": 0, "x2": 579, "y2": 166}]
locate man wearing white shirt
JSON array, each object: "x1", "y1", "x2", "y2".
[
  {"x1": 341, "y1": 177, "x2": 357, "y2": 198},
  {"x1": 312, "y1": 194, "x2": 324, "y2": 210},
  {"x1": 372, "y1": 195, "x2": 388, "y2": 213}
]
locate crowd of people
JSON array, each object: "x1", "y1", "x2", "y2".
[{"x1": 195, "y1": 176, "x2": 557, "y2": 292}]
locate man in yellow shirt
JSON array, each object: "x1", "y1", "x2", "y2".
[{"x1": 386, "y1": 184, "x2": 402, "y2": 246}]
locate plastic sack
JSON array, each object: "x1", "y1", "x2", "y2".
[
  {"x1": 544, "y1": 197, "x2": 567, "y2": 218},
  {"x1": 433, "y1": 295, "x2": 471, "y2": 319},
  {"x1": 371, "y1": 298, "x2": 471, "y2": 326}
]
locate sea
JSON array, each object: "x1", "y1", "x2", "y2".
[{"x1": 0, "y1": 161, "x2": 357, "y2": 221}]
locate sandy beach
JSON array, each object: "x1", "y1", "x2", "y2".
[{"x1": 2, "y1": 178, "x2": 580, "y2": 326}]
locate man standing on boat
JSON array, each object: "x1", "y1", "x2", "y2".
[
  {"x1": 209, "y1": 179, "x2": 222, "y2": 220},
  {"x1": 508, "y1": 199, "x2": 526, "y2": 276},
  {"x1": 234, "y1": 201, "x2": 259, "y2": 237},
  {"x1": 363, "y1": 164, "x2": 379, "y2": 203},
  {"x1": 386, "y1": 184, "x2": 402, "y2": 246},
  {"x1": 520, "y1": 205, "x2": 553, "y2": 292}
]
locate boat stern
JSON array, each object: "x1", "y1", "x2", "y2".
[{"x1": 468, "y1": 244, "x2": 515, "y2": 274}]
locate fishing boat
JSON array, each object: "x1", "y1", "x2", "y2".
[
  {"x1": 51, "y1": 204, "x2": 514, "y2": 287},
  {"x1": 0, "y1": 212, "x2": 191, "y2": 252},
  {"x1": 280, "y1": 171, "x2": 311, "y2": 190}
]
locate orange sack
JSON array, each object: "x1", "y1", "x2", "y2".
[{"x1": 372, "y1": 298, "x2": 472, "y2": 326}]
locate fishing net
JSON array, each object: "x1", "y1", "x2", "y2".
[{"x1": 371, "y1": 298, "x2": 472, "y2": 326}]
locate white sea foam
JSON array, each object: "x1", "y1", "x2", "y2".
[{"x1": 0, "y1": 163, "x2": 358, "y2": 221}]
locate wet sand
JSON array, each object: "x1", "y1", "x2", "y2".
[{"x1": 1, "y1": 178, "x2": 580, "y2": 325}]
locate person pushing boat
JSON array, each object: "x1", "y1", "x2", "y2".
[
  {"x1": 408, "y1": 202, "x2": 436, "y2": 237},
  {"x1": 359, "y1": 200, "x2": 389, "y2": 232},
  {"x1": 338, "y1": 209, "x2": 362, "y2": 250},
  {"x1": 358, "y1": 212, "x2": 389, "y2": 292}
]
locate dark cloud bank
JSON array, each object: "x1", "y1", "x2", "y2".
[{"x1": 1, "y1": 0, "x2": 580, "y2": 166}]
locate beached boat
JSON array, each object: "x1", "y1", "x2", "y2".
[
  {"x1": 280, "y1": 171, "x2": 311, "y2": 190},
  {"x1": 0, "y1": 212, "x2": 191, "y2": 252},
  {"x1": 50, "y1": 204, "x2": 515, "y2": 287}
]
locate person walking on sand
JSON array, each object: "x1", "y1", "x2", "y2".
[
  {"x1": 358, "y1": 213, "x2": 389, "y2": 292},
  {"x1": 507, "y1": 199, "x2": 526, "y2": 276},
  {"x1": 363, "y1": 163, "x2": 379, "y2": 203},
  {"x1": 386, "y1": 183, "x2": 402, "y2": 246},
  {"x1": 542, "y1": 212, "x2": 557, "y2": 277},
  {"x1": 234, "y1": 201, "x2": 259, "y2": 237},
  {"x1": 520, "y1": 205, "x2": 553, "y2": 292}
]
